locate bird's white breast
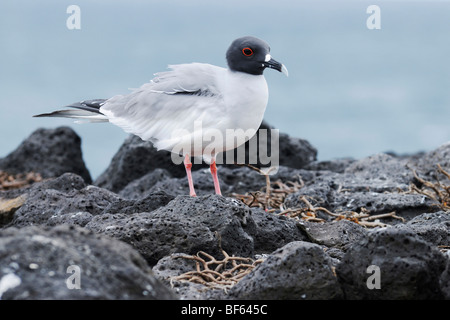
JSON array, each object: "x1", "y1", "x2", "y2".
[
  {"x1": 220, "y1": 70, "x2": 269, "y2": 132},
  {"x1": 207, "y1": 70, "x2": 268, "y2": 155}
]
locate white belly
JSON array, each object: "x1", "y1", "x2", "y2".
[{"x1": 154, "y1": 70, "x2": 269, "y2": 162}]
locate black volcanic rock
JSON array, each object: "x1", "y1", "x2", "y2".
[
  {"x1": 93, "y1": 134, "x2": 202, "y2": 193},
  {"x1": 2, "y1": 126, "x2": 450, "y2": 300},
  {"x1": 228, "y1": 241, "x2": 343, "y2": 300},
  {"x1": 336, "y1": 228, "x2": 446, "y2": 299},
  {"x1": 0, "y1": 224, "x2": 176, "y2": 299},
  {"x1": 0, "y1": 127, "x2": 91, "y2": 183}
]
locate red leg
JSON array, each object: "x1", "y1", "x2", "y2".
[
  {"x1": 210, "y1": 159, "x2": 222, "y2": 196},
  {"x1": 184, "y1": 154, "x2": 196, "y2": 197}
]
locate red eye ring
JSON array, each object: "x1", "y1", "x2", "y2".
[{"x1": 242, "y1": 47, "x2": 254, "y2": 56}]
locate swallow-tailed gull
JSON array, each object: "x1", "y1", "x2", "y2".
[{"x1": 34, "y1": 36, "x2": 288, "y2": 196}]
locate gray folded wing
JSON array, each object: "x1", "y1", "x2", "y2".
[{"x1": 100, "y1": 63, "x2": 227, "y2": 152}]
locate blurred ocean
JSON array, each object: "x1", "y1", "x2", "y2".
[{"x1": 1, "y1": 0, "x2": 449, "y2": 179}]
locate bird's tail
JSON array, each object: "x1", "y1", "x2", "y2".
[{"x1": 33, "y1": 99, "x2": 109, "y2": 123}]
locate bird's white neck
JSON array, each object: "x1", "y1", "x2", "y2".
[{"x1": 220, "y1": 70, "x2": 269, "y2": 131}]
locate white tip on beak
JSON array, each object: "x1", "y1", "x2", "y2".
[
  {"x1": 281, "y1": 64, "x2": 289, "y2": 77},
  {"x1": 263, "y1": 54, "x2": 288, "y2": 77}
]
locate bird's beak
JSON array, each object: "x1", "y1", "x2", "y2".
[{"x1": 263, "y1": 54, "x2": 289, "y2": 76}]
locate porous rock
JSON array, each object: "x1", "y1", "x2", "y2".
[
  {"x1": 0, "y1": 127, "x2": 92, "y2": 183},
  {"x1": 329, "y1": 192, "x2": 437, "y2": 220},
  {"x1": 297, "y1": 219, "x2": 368, "y2": 250},
  {"x1": 152, "y1": 253, "x2": 227, "y2": 300},
  {"x1": 0, "y1": 224, "x2": 176, "y2": 299},
  {"x1": 138, "y1": 165, "x2": 314, "y2": 199},
  {"x1": 85, "y1": 194, "x2": 308, "y2": 266},
  {"x1": 118, "y1": 168, "x2": 173, "y2": 199},
  {"x1": 440, "y1": 259, "x2": 450, "y2": 300},
  {"x1": 8, "y1": 173, "x2": 173, "y2": 228},
  {"x1": 409, "y1": 141, "x2": 450, "y2": 178},
  {"x1": 336, "y1": 227, "x2": 447, "y2": 299},
  {"x1": 284, "y1": 153, "x2": 438, "y2": 221},
  {"x1": 93, "y1": 134, "x2": 202, "y2": 193},
  {"x1": 343, "y1": 153, "x2": 413, "y2": 190},
  {"x1": 145, "y1": 168, "x2": 232, "y2": 198},
  {"x1": 85, "y1": 195, "x2": 256, "y2": 265},
  {"x1": 249, "y1": 208, "x2": 308, "y2": 254},
  {"x1": 221, "y1": 121, "x2": 317, "y2": 169},
  {"x1": 10, "y1": 173, "x2": 119, "y2": 227},
  {"x1": 305, "y1": 157, "x2": 356, "y2": 173},
  {"x1": 228, "y1": 241, "x2": 343, "y2": 300},
  {"x1": 393, "y1": 211, "x2": 450, "y2": 246}
]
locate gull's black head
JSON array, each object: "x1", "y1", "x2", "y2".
[{"x1": 226, "y1": 36, "x2": 288, "y2": 76}]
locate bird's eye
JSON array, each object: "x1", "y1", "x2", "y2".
[{"x1": 242, "y1": 47, "x2": 254, "y2": 57}]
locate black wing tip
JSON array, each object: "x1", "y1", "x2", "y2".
[
  {"x1": 33, "y1": 112, "x2": 52, "y2": 118},
  {"x1": 32, "y1": 110, "x2": 81, "y2": 118},
  {"x1": 33, "y1": 98, "x2": 107, "y2": 118}
]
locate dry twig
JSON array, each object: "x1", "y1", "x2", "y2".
[
  {"x1": 409, "y1": 164, "x2": 450, "y2": 211},
  {"x1": 279, "y1": 196, "x2": 404, "y2": 227},
  {"x1": 231, "y1": 164, "x2": 303, "y2": 211},
  {"x1": 170, "y1": 248, "x2": 263, "y2": 291},
  {"x1": 0, "y1": 171, "x2": 43, "y2": 191},
  {"x1": 231, "y1": 164, "x2": 412, "y2": 228}
]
